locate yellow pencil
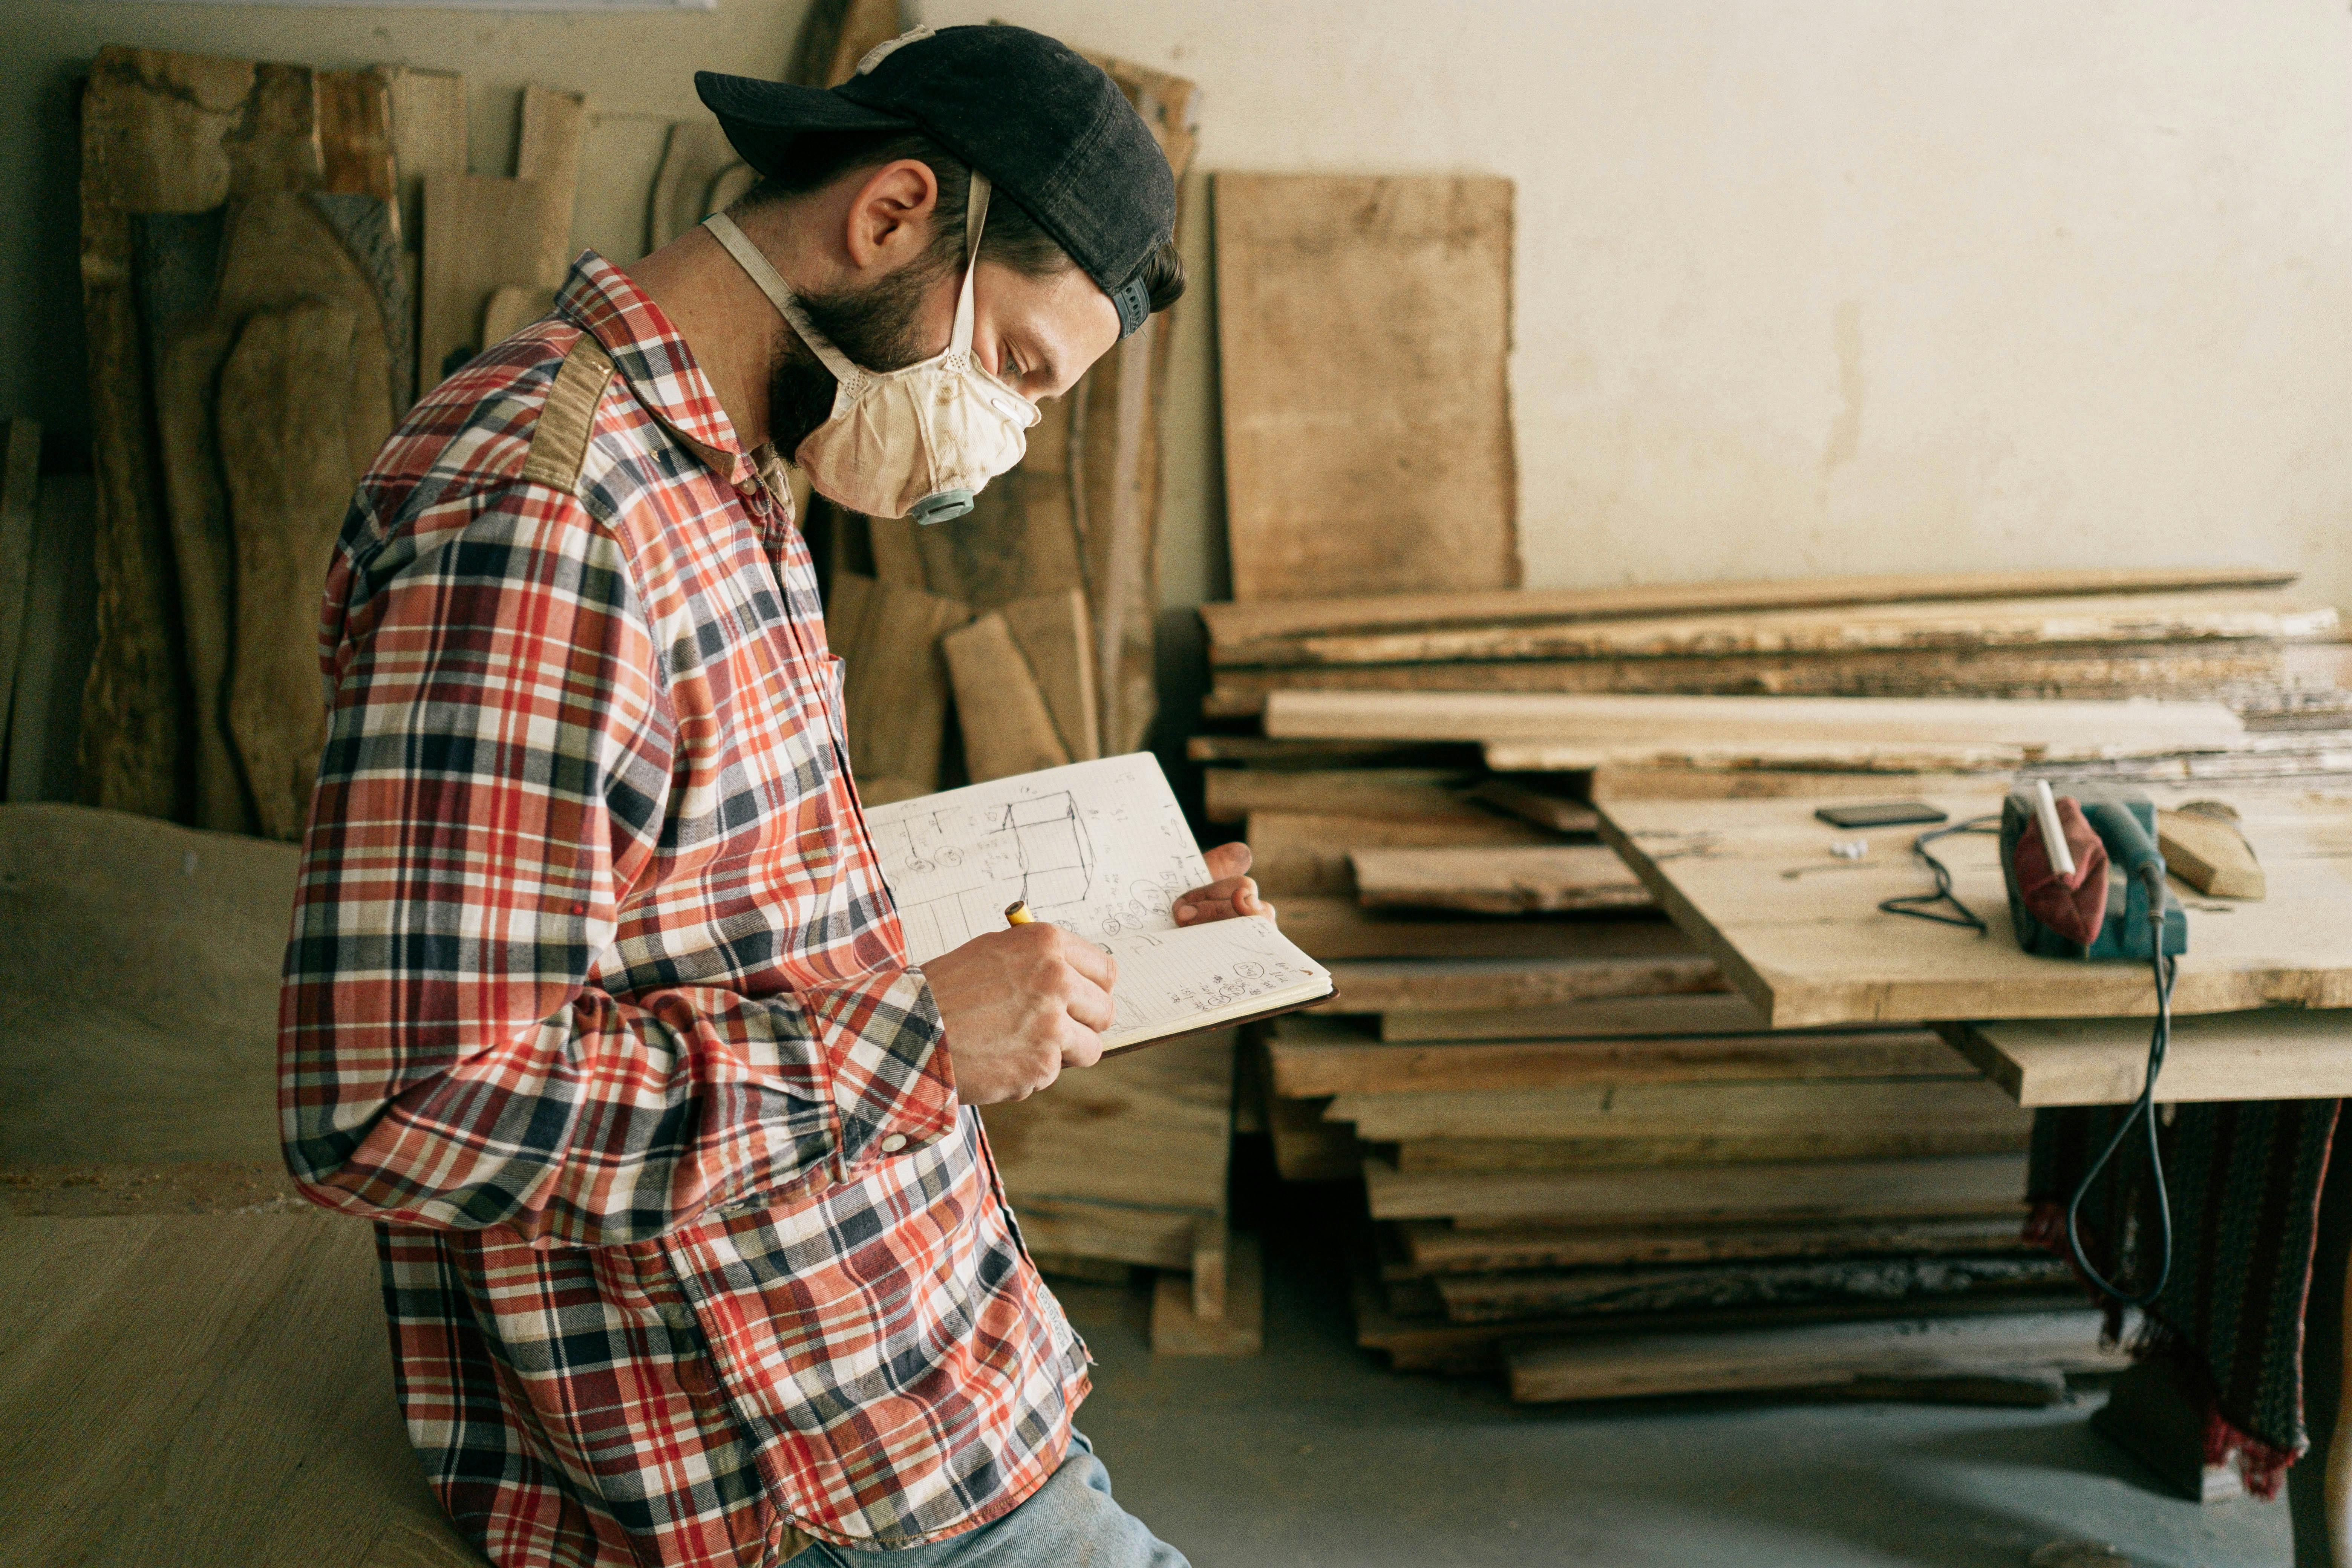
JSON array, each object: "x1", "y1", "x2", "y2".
[{"x1": 1004, "y1": 900, "x2": 1034, "y2": 925}]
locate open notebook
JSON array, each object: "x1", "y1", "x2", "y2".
[{"x1": 864, "y1": 754, "x2": 1334, "y2": 1052}]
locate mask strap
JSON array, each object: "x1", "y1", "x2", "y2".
[
  {"x1": 702, "y1": 211, "x2": 865, "y2": 390},
  {"x1": 953, "y1": 173, "x2": 991, "y2": 356}
]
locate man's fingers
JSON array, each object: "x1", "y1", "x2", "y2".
[
  {"x1": 1061, "y1": 968, "x2": 1116, "y2": 1034},
  {"x1": 1174, "y1": 874, "x2": 1264, "y2": 923},
  {"x1": 1202, "y1": 841, "x2": 1254, "y2": 881},
  {"x1": 1048, "y1": 926, "x2": 1118, "y2": 990},
  {"x1": 1059, "y1": 1021, "x2": 1105, "y2": 1070}
]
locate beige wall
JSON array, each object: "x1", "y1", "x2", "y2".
[{"x1": 9, "y1": 0, "x2": 2352, "y2": 623}]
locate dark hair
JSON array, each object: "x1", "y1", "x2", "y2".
[{"x1": 733, "y1": 129, "x2": 1184, "y2": 314}]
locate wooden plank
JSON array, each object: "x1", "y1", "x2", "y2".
[
  {"x1": 1395, "y1": 1215, "x2": 2036, "y2": 1276},
  {"x1": 375, "y1": 66, "x2": 466, "y2": 248},
  {"x1": 1268, "y1": 1021, "x2": 1966, "y2": 1096},
  {"x1": 1265, "y1": 690, "x2": 2251, "y2": 769},
  {"x1": 788, "y1": 0, "x2": 906, "y2": 89},
  {"x1": 1326, "y1": 1076, "x2": 2024, "y2": 1144},
  {"x1": 1944, "y1": 1009, "x2": 2352, "y2": 1107},
  {"x1": 480, "y1": 283, "x2": 556, "y2": 348},
  {"x1": 826, "y1": 572, "x2": 971, "y2": 794},
  {"x1": 1219, "y1": 592, "x2": 2333, "y2": 669},
  {"x1": 1007, "y1": 1197, "x2": 1197, "y2": 1271},
  {"x1": 0, "y1": 1214, "x2": 488, "y2": 1566},
  {"x1": 152, "y1": 316, "x2": 246, "y2": 830},
  {"x1": 1247, "y1": 807, "x2": 1553, "y2": 897},
  {"x1": 1390, "y1": 1125, "x2": 2030, "y2": 1169},
  {"x1": 943, "y1": 612, "x2": 1070, "y2": 783},
  {"x1": 646, "y1": 120, "x2": 753, "y2": 252},
  {"x1": 1463, "y1": 776, "x2": 1599, "y2": 835},
  {"x1": 997, "y1": 589, "x2": 1100, "y2": 762},
  {"x1": 1504, "y1": 1309, "x2": 2121, "y2": 1404},
  {"x1": 418, "y1": 172, "x2": 550, "y2": 392},
  {"x1": 1580, "y1": 766, "x2": 1991, "y2": 802},
  {"x1": 1201, "y1": 565, "x2": 2300, "y2": 665},
  {"x1": 1599, "y1": 783, "x2": 2352, "y2": 1027},
  {"x1": 1317, "y1": 946, "x2": 1725, "y2": 1016},
  {"x1": 1214, "y1": 173, "x2": 1516, "y2": 601},
  {"x1": 1362, "y1": 1152, "x2": 2029, "y2": 1225},
  {"x1": 2, "y1": 478, "x2": 98, "y2": 804},
  {"x1": 1378, "y1": 991, "x2": 1768, "y2": 1041},
  {"x1": 1349, "y1": 844, "x2": 1649, "y2": 914},
  {"x1": 1206, "y1": 641, "x2": 2288, "y2": 713},
  {"x1": 1562, "y1": 741, "x2": 2352, "y2": 795},
  {"x1": 1278, "y1": 896, "x2": 1649, "y2": 961},
  {"x1": 0, "y1": 421, "x2": 38, "y2": 782},
  {"x1": 1151, "y1": 1231, "x2": 1263, "y2": 1355},
  {"x1": 1441, "y1": 1254, "x2": 2071, "y2": 1325},
  {"x1": 1187, "y1": 735, "x2": 1482, "y2": 769},
  {"x1": 513, "y1": 85, "x2": 587, "y2": 288},
  {"x1": 977, "y1": 1034, "x2": 1232, "y2": 1217},
  {"x1": 1203, "y1": 767, "x2": 1478, "y2": 825},
  {"x1": 2158, "y1": 806, "x2": 2266, "y2": 898},
  {"x1": 219, "y1": 291, "x2": 395, "y2": 840}
]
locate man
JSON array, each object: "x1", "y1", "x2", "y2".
[{"x1": 279, "y1": 25, "x2": 1267, "y2": 1567}]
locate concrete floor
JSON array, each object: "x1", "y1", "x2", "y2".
[{"x1": 1054, "y1": 1163, "x2": 2293, "y2": 1568}]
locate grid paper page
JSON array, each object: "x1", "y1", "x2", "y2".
[
  {"x1": 1099, "y1": 916, "x2": 1331, "y2": 1050},
  {"x1": 865, "y1": 754, "x2": 1214, "y2": 965}
]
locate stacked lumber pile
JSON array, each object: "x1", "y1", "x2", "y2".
[{"x1": 1197, "y1": 568, "x2": 2352, "y2": 1402}]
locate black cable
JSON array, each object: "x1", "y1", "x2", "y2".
[
  {"x1": 2063, "y1": 900, "x2": 2177, "y2": 1309},
  {"x1": 1877, "y1": 815, "x2": 2001, "y2": 933}
]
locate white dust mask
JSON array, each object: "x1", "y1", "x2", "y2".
[{"x1": 704, "y1": 173, "x2": 1041, "y2": 523}]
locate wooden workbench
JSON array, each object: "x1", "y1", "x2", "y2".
[{"x1": 1597, "y1": 780, "x2": 2352, "y2": 1029}]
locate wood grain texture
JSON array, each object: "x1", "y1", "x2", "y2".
[
  {"x1": 1326, "y1": 1076, "x2": 2024, "y2": 1144},
  {"x1": 1215, "y1": 173, "x2": 1517, "y2": 601},
  {"x1": 1317, "y1": 943, "x2": 1725, "y2": 1016},
  {"x1": 1395, "y1": 1215, "x2": 2036, "y2": 1276},
  {"x1": 0, "y1": 1213, "x2": 487, "y2": 1566},
  {"x1": 1504, "y1": 1309, "x2": 2120, "y2": 1404},
  {"x1": 1440, "y1": 1254, "x2": 2071, "y2": 1325},
  {"x1": 218, "y1": 284, "x2": 393, "y2": 839},
  {"x1": 943, "y1": 612, "x2": 1070, "y2": 783},
  {"x1": 1277, "y1": 896, "x2": 1648, "y2": 961},
  {"x1": 1349, "y1": 844, "x2": 1649, "y2": 914},
  {"x1": 825, "y1": 572, "x2": 970, "y2": 791},
  {"x1": 978, "y1": 1033, "x2": 1233, "y2": 1219},
  {"x1": 646, "y1": 120, "x2": 751, "y2": 253},
  {"x1": 153, "y1": 317, "x2": 248, "y2": 830},
  {"x1": 997, "y1": 589, "x2": 1099, "y2": 761},
  {"x1": 1600, "y1": 783, "x2": 2352, "y2": 1027},
  {"x1": 1945, "y1": 1009, "x2": 2352, "y2": 1107},
  {"x1": 2159, "y1": 806, "x2": 2266, "y2": 898},
  {"x1": 513, "y1": 85, "x2": 586, "y2": 288},
  {"x1": 480, "y1": 283, "x2": 557, "y2": 348},
  {"x1": 1246, "y1": 806, "x2": 1553, "y2": 897},
  {"x1": 1376, "y1": 991, "x2": 1769, "y2": 1041},
  {"x1": 1204, "y1": 767, "x2": 1479, "y2": 824},
  {"x1": 1200, "y1": 565, "x2": 2300, "y2": 665},
  {"x1": 1363, "y1": 1152, "x2": 2029, "y2": 1225},
  {"x1": 1268, "y1": 1020, "x2": 1961, "y2": 1096},
  {"x1": 0, "y1": 420, "x2": 38, "y2": 779},
  {"x1": 1005, "y1": 1196, "x2": 1197, "y2": 1271},
  {"x1": 1462, "y1": 777, "x2": 1600, "y2": 835},
  {"x1": 1204, "y1": 642, "x2": 2288, "y2": 714},
  {"x1": 418, "y1": 172, "x2": 550, "y2": 392},
  {"x1": 788, "y1": 0, "x2": 905, "y2": 89},
  {"x1": 1151, "y1": 1231, "x2": 1262, "y2": 1356},
  {"x1": 1390, "y1": 1125, "x2": 2030, "y2": 1170}
]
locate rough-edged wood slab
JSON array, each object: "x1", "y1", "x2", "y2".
[
  {"x1": 1394, "y1": 1214, "x2": 2035, "y2": 1276},
  {"x1": 0, "y1": 420, "x2": 38, "y2": 768},
  {"x1": 1204, "y1": 767, "x2": 1479, "y2": 825},
  {"x1": 1363, "y1": 1152, "x2": 2028, "y2": 1225},
  {"x1": 1375, "y1": 991, "x2": 1767, "y2": 1041},
  {"x1": 1390, "y1": 1122, "x2": 2030, "y2": 1170},
  {"x1": 2157, "y1": 805, "x2": 2265, "y2": 898},
  {"x1": 1200, "y1": 565, "x2": 2299, "y2": 665},
  {"x1": 977, "y1": 1033, "x2": 1232, "y2": 1218},
  {"x1": 943, "y1": 612, "x2": 1071, "y2": 783},
  {"x1": 1151, "y1": 1231, "x2": 1262, "y2": 1356},
  {"x1": 997, "y1": 588, "x2": 1099, "y2": 762},
  {"x1": 514, "y1": 84, "x2": 587, "y2": 288},
  {"x1": 825, "y1": 572, "x2": 971, "y2": 793},
  {"x1": 1267, "y1": 1020, "x2": 1961, "y2": 1096},
  {"x1": 1349, "y1": 844, "x2": 1649, "y2": 914},
  {"x1": 646, "y1": 119, "x2": 753, "y2": 252},
  {"x1": 0, "y1": 1214, "x2": 487, "y2": 1566},
  {"x1": 1326, "y1": 1076, "x2": 2024, "y2": 1144},
  {"x1": 1440, "y1": 1254, "x2": 2072, "y2": 1325},
  {"x1": 1214, "y1": 173, "x2": 1517, "y2": 601},
  {"x1": 1504, "y1": 1308, "x2": 2121, "y2": 1404},
  {"x1": 1599, "y1": 784, "x2": 2352, "y2": 1026},
  {"x1": 1315, "y1": 942, "x2": 1724, "y2": 1017},
  {"x1": 418, "y1": 171, "x2": 551, "y2": 391},
  {"x1": 1276, "y1": 896, "x2": 1647, "y2": 962},
  {"x1": 1246, "y1": 806, "x2": 1553, "y2": 897},
  {"x1": 1463, "y1": 776, "x2": 1599, "y2": 835},
  {"x1": 1943, "y1": 1009, "x2": 2352, "y2": 1107}
]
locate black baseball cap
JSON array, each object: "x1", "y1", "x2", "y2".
[{"x1": 695, "y1": 24, "x2": 1176, "y2": 338}]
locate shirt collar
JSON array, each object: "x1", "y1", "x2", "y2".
[{"x1": 555, "y1": 251, "x2": 760, "y2": 487}]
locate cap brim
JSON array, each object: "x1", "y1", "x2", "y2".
[{"x1": 695, "y1": 71, "x2": 909, "y2": 133}]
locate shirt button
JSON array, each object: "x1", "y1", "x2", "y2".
[
  {"x1": 735, "y1": 479, "x2": 758, "y2": 498},
  {"x1": 880, "y1": 1133, "x2": 908, "y2": 1153}
]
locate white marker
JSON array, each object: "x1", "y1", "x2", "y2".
[{"x1": 2033, "y1": 778, "x2": 2076, "y2": 878}]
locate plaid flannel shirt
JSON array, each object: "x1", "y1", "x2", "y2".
[{"x1": 279, "y1": 253, "x2": 1088, "y2": 1566}]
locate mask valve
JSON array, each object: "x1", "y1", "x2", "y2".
[{"x1": 910, "y1": 489, "x2": 974, "y2": 525}]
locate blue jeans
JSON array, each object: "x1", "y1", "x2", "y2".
[{"x1": 794, "y1": 1434, "x2": 1187, "y2": 1566}]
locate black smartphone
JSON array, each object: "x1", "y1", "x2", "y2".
[{"x1": 1813, "y1": 801, "x2": 1950, "y2": 829}]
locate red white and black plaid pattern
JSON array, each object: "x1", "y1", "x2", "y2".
[{"x1": 280, "y1": 253, "x2": 1087, "y2": 1565}]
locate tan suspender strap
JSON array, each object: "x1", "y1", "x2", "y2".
[{"x1": 519, "y1": 334, "x2": 615, "y2": 493}]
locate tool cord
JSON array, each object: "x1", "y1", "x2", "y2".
[
  {"x1": 2064, "y1": 916, "x2": 2177, "y2": 1309},
  {"x1": 1878, "y1": 815, "x2": 2001, "y2": 933}
]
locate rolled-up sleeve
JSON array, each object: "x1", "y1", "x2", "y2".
[{"x1": 277, "y1": 482, "x2": 956, "y2": 1248}]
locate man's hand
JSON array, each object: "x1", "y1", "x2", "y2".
[
  {"x1": 923, "y1": 923, "x2": 1117, "y2": 1105},
  {"x1": 1173, "y1": 842, "x2": 1276, "y2": 926}
]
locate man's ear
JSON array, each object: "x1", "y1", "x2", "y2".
[{"x1": 843, "y1": 158, "x2": 940, "y2": 274}]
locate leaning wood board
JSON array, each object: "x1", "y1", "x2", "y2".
[
  {"x1": 1363, "y1": 1152, "x2": 2029, "y2": 1225},
  {"x1": 1943, "y1": 1009, "x2": 2352, "y2": 1107},
  {"x1": 1504, "y1": 1309, "x2": 2121, "y2": 1405},
  {"x1": 1600, "y1": 783, "x2": 2352, "y2": 1027},
  {"x1": 0, "y1": 1213, "x2": 484, "y2": 1566},
  {"x1": 1199, "y1": 565, "x2": 2298, "y2": 665},
  {"x1": 1213, "y1": 173, "x2": 1517, "y2": 600}
]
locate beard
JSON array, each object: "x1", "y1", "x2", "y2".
[{"x1": 766, "y1": 254, "x2": 949, "y2": 458}]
